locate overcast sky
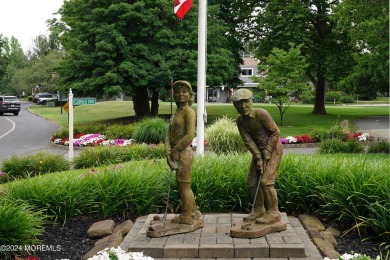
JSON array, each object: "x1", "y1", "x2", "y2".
[{"x1": 0, "y1": 0, "x2": 64, "y2": 52}]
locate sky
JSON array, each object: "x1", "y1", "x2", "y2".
[{"x1": 0, "y1": 0, "x2": 64, "y2": 52}]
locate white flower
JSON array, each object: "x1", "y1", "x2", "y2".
[
  {"x1": 88, "y1": 247, "x2": 154, "y2": 260},
  {"x1": 286, "y1": 136, "x2": 297, "y2": 143},
  {"x1": 358, "y1": 133, "x2": 370, "y2": 142}
]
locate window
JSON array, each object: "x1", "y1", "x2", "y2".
[{"x1": 241, "y1": 68, "x2": 253, "y2": 76}]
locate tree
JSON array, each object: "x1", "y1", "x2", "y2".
[
  {"x1": 26, "y1": 35, "x2": 52, "y2": 61},
  {"x1": 9, "y1": 50, "x2": 65, "y2": 96},
  {"x1": 333, "y1": 0, "x2": 389, "y2": 98},
  {"x1": 57, "y1": 0, "x2": 241, "y2": 118},
  {"x1": 249, "y1": 0, "x2": 353, "y2": 115},
  {"x1": 253, "y1": 45, "x2": 309, "y2": 126},
  {"x1": 0, "y1": 36, "x2": 28, "y2": 94}
]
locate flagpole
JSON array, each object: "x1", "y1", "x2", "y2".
[{"x1": 196, "y1": 0, "x2": 207, "y2": 156}]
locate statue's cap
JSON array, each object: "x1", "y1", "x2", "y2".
[
  {"x1": 231, "y1": 89, "x2": 253, "y2": 102},
  {"x1": 172, "y1": 80, "x2": 193, "y2": 94}
]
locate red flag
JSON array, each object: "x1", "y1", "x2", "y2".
[{"x1": 174, "y1": 0, "x2": 192, "y2": 19}]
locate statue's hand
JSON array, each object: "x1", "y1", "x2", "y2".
[
  {"x1": 262, "y1": 150, "x2": 271, "y2": 161},
  {"x1": 172, "y1": 150, "x2": 180, "y2": 161},
  {"x1": 167, "y1": 157, "x2": 178, "y2": 170},
  {"x1": 256, "y1": 158, "x2": 264, "y2": 173}
]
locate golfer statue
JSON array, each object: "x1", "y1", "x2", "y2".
[
  {"x1": 164, "y1": 80, "x2": 201, "y2": 225},
  {"x1": 230, "y1": 88, "x2": 286, "y2": 238},
  {"x1": 147, "y1": 80, "x2": 203, "y2": 237}
]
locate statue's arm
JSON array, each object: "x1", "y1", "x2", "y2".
[
  {"x1": 258, "y1": 109, "x2": 280, "y2": 158},
  {"x1": 237, "y1": 118, "x2": 261, "y2": 159}
]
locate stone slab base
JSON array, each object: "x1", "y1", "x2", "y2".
[{"x1": 121, "y1": 213, "x2": 309, "y2": 258}]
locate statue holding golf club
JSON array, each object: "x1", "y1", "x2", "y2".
[
  {"x1": 147, "y1": 80, "x2": 203, "y2": 237},
  {"x1": 230, "y1": 88, "x2": 286, "y2": 238}
]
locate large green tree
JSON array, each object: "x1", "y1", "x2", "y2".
[
  {"x1": 249, "y1": 0, "x2": 353, "y2": 114},
  {"x1": 333, "y1": 0, "x2": 389, "y2": 99},
  {"x1": 57, "y1": 0, "x2": 241, "y2": 118}
]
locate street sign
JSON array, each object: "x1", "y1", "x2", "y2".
[
  {"x1": 63, "y1": 102, "x2": 69, "y2": 113},
  {"x1": 73, "y1": 98, "x2": 96, "y2": 105}
]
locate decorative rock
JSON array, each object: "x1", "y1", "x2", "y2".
[
  {"x1": 298, "y1": 214, "x2": 325, "y2": 231},
  {"x1": 87, "y1": 219, "x2": 115, "y2": 239},
  {"x1": 113, "y1": 220, "x2": 133, "y2": 236},
  {"x1": 306, "y1": 226, "x2": 322, "y2": 239},
  {"x1": 321, "y1": 230, "x2": 338, "y2": 247},
  {"x1": 313, "y1": 237, "x2": 335, "y2": 250},
  {"x1": 318, "y1": 245, "x2": 341, "y2": 259},
  {"x1": 325, "y1": 226, "x2": 341, "y2": 238},
  {"x1": 82, "y1": 234, "x2": 123, "y2": 260}
]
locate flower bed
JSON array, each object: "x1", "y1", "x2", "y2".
[
  {"x1": 51, "y1": 133, "x2": 136, "y2": 147},
  {"x1": 51, "y1": 132, "x2": 374, "y2": 148}
]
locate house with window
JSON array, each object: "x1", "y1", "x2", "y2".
[{"x1": 205, "y1": 52, "x2": 260, "y2": 103}]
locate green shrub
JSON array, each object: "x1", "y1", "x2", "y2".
[
  {"x1": 323, "y1": 125, "x2": 344, "y2": 140},
  {"x1": 0, "y1": 201, "x2": 44, "y2": 258},
  {"x1": 132, "y1": 117, "x2": 168, "y2": 144},
  {"x1": 367, "y1": 140, "x2": 390, "y2": 154},
  {"x1": 205, "y1": 116, "x2": 247, "y2": 154},
  {"x1": 325, "y1": 91, "x2": 342, "y2": 102},
  {"x1": 319, "y1": 139, "x2": 346, "y2": 154},
  {"x1": 319, "y1": 139, "x2": 363, "y2": 154},
  {"x1": 105, "y1": 124, "x2": 136, "y2": 139},
  {"x1": 301, "y1": 92, "x2": 315, "y2": 104},
  {"x1": 340, "y1": 95, "x2": 355, "y2": 103},
  {"x1": 72, "y1": 144, "x2": 165, "y2": 168},
  {"x1": 308, "y1": 128, "x2": 327, "y2": 143},
  {"x1": 344, "y1": 140, "x2": 364, "y2": 153},
  {"x1": 0, "y1": 152, "x2": 70, "y2": 182}
]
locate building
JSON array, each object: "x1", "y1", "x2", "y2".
[{"x1": 205, "y1": 52, "x2": 260, "y2": 103}]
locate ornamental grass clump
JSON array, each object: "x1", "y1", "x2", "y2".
[
  {"x1": 205, "y1": 116, "x2": 246, "y2": 154},
  {"x1": 367, "y1": 140, "x2": 390, "y2": 154},
  {"x1": 105, "y1": 123, "x2": 137, "y2": 139},
  {"x1": 0, "y1": 152, "x2": 70, "y2": 182},
  {"x1": 2, "y1": 160, "x2": 168, "y2": 220},
  {"x1": 132, "y1": 117, "x2": 168, "y2": 144},
  {"x1": 0, "y1": 201, "x2": 45, "y2": 258},
  {"x1": 319, "y1": 140, "x2": 364, "y2": 154},
  {"x1": 72, "y1": 144, "x2": 165, "y2": 169}
]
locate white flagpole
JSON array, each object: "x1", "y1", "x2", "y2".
[
  {"x1": 68, "y1": 88, "x2": 74, "y2": 161},
  {"x1": 196, "y1": 0, "x2": 207, "y2": 156}
]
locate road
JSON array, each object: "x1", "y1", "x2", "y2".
[{"x1": 0, "y1": 102, "x2": 68, "y2": 164}]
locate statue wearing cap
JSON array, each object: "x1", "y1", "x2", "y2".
[
  {"x1": 231, "y1": 88, "x2": 284, "y2": 228},
  {"x1": 165, "y1": 80, "x2": 201, "y2": 225}
]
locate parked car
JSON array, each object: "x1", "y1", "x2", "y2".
[
  {"x1": 37, "y1": 94, "x2": 59, "y2": 105},
  {"x1": 0, "y1": 96, "x2": 21, "y2": 116},
  {"x1": 32, "y1": 93, "x2": 51, "y2": 103}
]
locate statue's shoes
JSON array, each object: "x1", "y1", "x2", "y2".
[
  {"x1": 171, "y1": 215, "x2": 194, "y2": 225},
  {"x1": 255, "y1": 211, "x2": 281, "y2": 225},
  {"x1": 192, "y1": 209, "x2": 202, "y2": 220},
  {"x1": 243, "y1": 208, "x2": 265, "y2": 222}
]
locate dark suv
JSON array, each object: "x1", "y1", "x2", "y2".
[{"x1": 0, "y1": 96, "x2": 21, "y2": 116}]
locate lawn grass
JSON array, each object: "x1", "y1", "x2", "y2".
[{"x1": 29, "y1": 100, "x2": 389, "y2": 137}]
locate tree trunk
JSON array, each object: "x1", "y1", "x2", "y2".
[
  {"x1": 150, "y1": 90, "x2": 159, "y2": 116},
  {"x1": 132, "y1": 87, "x2": 151, "y2": 118},
  {"x1": 312, "y1": 74, "x2": 327, "y2": 115}
]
